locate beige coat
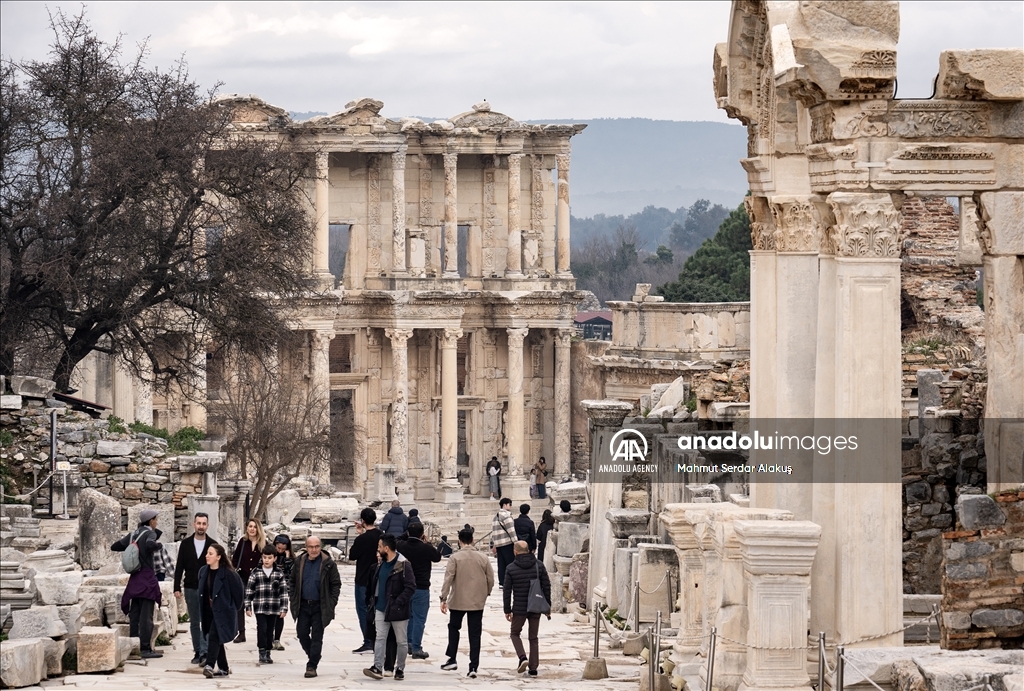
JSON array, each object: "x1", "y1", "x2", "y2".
[{"x1": 440, "y1": 548, "x2": 495, "y2": 612}]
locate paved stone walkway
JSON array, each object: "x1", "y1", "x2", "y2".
[{"x1": 43, "y1": 559, "x2": 641, "y2": 690}]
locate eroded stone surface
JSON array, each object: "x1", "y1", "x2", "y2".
[{"x1": 0, "y1": 637, "x2": 47, "y2": 688}]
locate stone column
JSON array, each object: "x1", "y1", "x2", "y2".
[
  {"x1": 660, "y1": 503, "x2": 716, "y2": 663},
  {"x1": 824, "y1": 191, "x2": 903, "y2": 647},
  {"x1": 391, "y1": 147, "x2": 407, "y2": 275},
  {"x1": 734, "y1": 520, "x2": 821, "y2": 691},
  {"x1": 314, "y1": 152, "x2": 332, "y2": 281},
  {"x1": 505, "y1": 327, "x2": 531, "y2": 500},
  {"x1": 442, "y1": 153, "x2": 459, "y2": 278},
  {"x1": 978, "y1": 192, "x2": 1024, "y2": 492},
  {"x1": 506, "y1": 152, "x2": 524, "y2": 277},
  {"x1": 310, "y1": 329, "x2": 333, "y2": 483},
  {"x1": 111, "y1": 363, "x2": 134, "y2": 423},
  {"x1": 439, "y1": 328, "x2": 464, "y2": 505},
  {"x1": 554, "y1": 328, "x2": 572, "y2": 478},
  {"x1": 555, "y1": 153, "x2": 571, "y2": 276},
  {"x1": 133, "y1": 370, "x2": 153, "y2": 426},
  {"x1": 385, "y1": 329, "x2": 413, "y2": 485}
]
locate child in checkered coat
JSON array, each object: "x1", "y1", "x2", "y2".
[{"x1": 245, "y1": 545, "x2": 289, "y2": 664}]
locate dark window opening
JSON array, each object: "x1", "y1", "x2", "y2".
[
  {"x1": 330, "y1": 390, "x2": 354, "y2": 492},
  {"x1": 329, "y1": 224, "x2": 350, "y2": 286}
]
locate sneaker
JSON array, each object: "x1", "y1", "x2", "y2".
[
  {"x1": 264, "y1": 656, "x2": 274, "y2": 664},
  {"x1": 203, "y1": 666, "x2": 214, "y2": 679},
  {"x1": 352, "y1": 643, "x2": 374, "y2": 654},
  {"x1": 305, "y1": 667, "x2": 318, "y2": 678},
  {"x1": 190, "y1": 655, "x2": 203, "y2": 665},
  {"x1": 198, "y1": 655, "x2": 207, "y2": 666},
  {"x1": 440, "y1": 659, "x2": 458, "y2": 671},
  {"x1": 272, "y1": 639, "x2": 285, "y2": 651},
  {"x1": 363, "y1": 666, "x2": 383, "y2": 680},
  {"x1": 411, "y1": 649, "x2": 429, "y2": 660},
  {"x1": 141, "y1": 650, "x2": 163, "y2": 659},
  {"x1": 394, "y1": 669, "x2": 405, "y2": 681},
  {"x1": 384, "y1": 668, "x2": 394, "y2": 676},
  {"x1": 213, "y1": 669, "x2": 230, "y2": 677},
  {"x1": 528, "y1": 669, "x2": 537, "y2": 676},
  {"x1": 517, "y1": 658, "x2": 529, "y2": 673},
  {"x1": 232, "y1": 634, "x2": 245, "y2": 643},
  {"x1": 468, "y1": 668, "x2": 478, "y2": 678}
]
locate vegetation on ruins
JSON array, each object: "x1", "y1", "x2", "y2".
[
  {"x1": 0, "y1": 11, "x2": 316, "y2": 393},
  {"x1": 658, "y1": 202, "x2": 751, "y2": 302}
]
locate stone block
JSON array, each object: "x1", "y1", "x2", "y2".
[
  {"x1": 569, "y1": 553, "x2": 589, "y2": 604},
  {"x1": 654, "y1": 377, "x2": 688, "y2": 414},
  {"x1": 549, "y1": 572, "x2": 566, "y2": 614},
  {"x1": 176, "y1": 452, "x2": 226, "y2": 474},
  {"x1": 556, "y1": 521, "x2": 590, "y2": 557},
  {"x1": 622, "y1": 490, "x2": 648, "y2": 509},
  {"x1": 912, "y1": 649, "x2": 1024, "y2": 691},
  {"x1": 1, "y1": 394, "x2": 22, "y2": 409},
  {"x1": 946, "y1": 541, "x2": 994, "y2": 561},
  {"x1": 945, "y1": 562, "x2": 987, "y2": 581},
  {"x1": 938, "y1": 49, "x2": 1024, "y2": 101},
  {"x1": 126, "y1": 503, "x2": 175, "y2": 542},
  {"x1": 265, "y1": 488, "x2": 302, "y2": 525},
  {"x1": 0, "y1": 637, "x2": 46, "y2": 688},
  {"x1": 905, "y1": 480, "x2": 931, "y2": 504},
  {"x1": 56, "y1": 603, "x2": 83, "y2": 636},
  {"x1": 942, "y1": 611, "x2": 972, "y2": 630},
  {"x1": 971, "y1": 608, "x2": 1024, "y2": 628},
  {"x1": 77, "y1": 626, "x2": 117, "y2": 673},
  {"x1": 637, "y1": 544, "x2": 677, "y2": 623},
  {"x1": 42, "y1": 637, "x2": 66, "y2": 676},
  {"x1": 606, "y1": 509, "x2": 651, "y2": 538},
  {"x1": 614, "y1": 547, "x2": 638, "y2": 613},
  {"x1": 9, "y1": 605, "x2": 68, "y2": 638},
  {"x1": 34, "y1": 571, "x2": 83, "y2": 605},
  {"x1": 957, "y1": 494, "x2": 1006, "y2": 530},
  {"x1": 77, "y1": 488, "x2": 123, "y2": 570},
  {"x1": 979, "y1": 191, "x2": 1024, "y2": 255},
  {"x1": 9, "y1": 376, "x2": 56, "y2": 398},
  {"x1": 96, "y1": 440, "x2": 140, "y2": 456}
]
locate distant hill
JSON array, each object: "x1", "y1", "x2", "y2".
[{"x1": 287, "y1": 113, "x2": 749, "y2": 219}]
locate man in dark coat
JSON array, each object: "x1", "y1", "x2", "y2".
[
  {"x1": 111, "y1": 508, "x2": 163, "y2": 658},
  {"x1": 363, "y1": 534, "x2": 416, "y2": 681},
  {"x1": 348, "y1": 507, "x2": 382, "y2": 654},
  {"x1": 173, "y1": 512, "x2": 219, "y2": 665},
  {"x1": 514, "y1": 503, "x2": 537, "y2": 553},
  {"x1": 288, "y1": 536, "x2": 342, "y2": 679},
  {"x1": 503, "y1": 540, "x2": 551, "y2": 677},
  {"x1": 397, "y1": 522, "x2": 441, "y2": 658},
  {"x1": 379, "y1": 499, "x2": 409, "y2": 537}
]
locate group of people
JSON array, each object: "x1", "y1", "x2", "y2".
[
  {"x1": 112, "y1": 494, "x2": 559, "y2": 681},
  {"x1": 486, "y1": 456, "x2": 549, "y2": 500}
]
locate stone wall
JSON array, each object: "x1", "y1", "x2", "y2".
[
  {"x1": 605, "y1": 300, "x2": 751, "y2": 361},
  {"x1": 569, "y1": 339, "x2": 610, "y2": 473},
  {"x1": 940, "y1": 489, "x2": 1024, "y2": 650}
]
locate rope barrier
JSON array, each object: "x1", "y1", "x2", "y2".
[
  {"x1": 637, "y1": 570, "x2": 670, "y2": 595},
  {"x1": 838, "y1": 654, "x2": 888, "y2": 691}
]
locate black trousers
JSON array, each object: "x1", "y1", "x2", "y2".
[
  {"x1": 296, "y1": 600, "x2": 324, "y2": 669},
  {"x1": 128, "y1": 598, "x2": 155, "y2": 652},
  {"x1": 236, "y1": 601, "x2": 246, "y2": 639},
  {"x1": 445, "y1": 609, "x2": 483, "y2": 670},
  {"x1": 274, "y1": 615, "x2": 284, "y2": 642},
  {"x1": 496, "y1": 544, "x2": 515, "y2": 585},
  {"x1": 206, "y1": 625, "x2": 229, "y2": 672},
  {"x1": 256, "y1": 614, "x2": 277, "y2": 651}
]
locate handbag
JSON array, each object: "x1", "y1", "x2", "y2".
[{"x1": 526, "y1": 563, "x2": 550, "y2": 615}]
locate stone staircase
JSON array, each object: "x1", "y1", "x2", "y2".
[{"x1": 418, "y1": 496, "x2": 554, "y2": 543}]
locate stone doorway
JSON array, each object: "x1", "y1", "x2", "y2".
[
  {"x1": 330, "y1": 389, "x2": 355, "y2": 491},
  {"x1": 457, "y1": 409, "x2": 469, "y2": 485}
]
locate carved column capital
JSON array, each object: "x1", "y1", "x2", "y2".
[
  {"x1": 391, "y1": 146, "x2": 407, "y2": 170},
  {"x1": 555, "y1": 328, "x2": 574, "y2": 348},
  {"x1": 385, "y1": 328, "x2": 413, "y2": 347},
  {"x1": 441, "y1": 328, "x2": 463, "y2": 348},
  {"x1": 310, "y1": 329, "x2": 334, "y2": 351},
  {"x1": 506, "y1": 327, "x2": 529, "y2": 348},
  {"x1": 443, "y1": 152, "x2": 458, "y2": 170},
  {"x1": 555, "y1": 153, "x2": 570, "y2": 172},
  {"x1": 315, "y1": 151, "x2": 329, "y2": 171},
  {"x1": 508, "y1": 152, "x2": 525, "y2": 167},
  {"x1": 745, "y1": 196, "x2": 775, "y2": 251},
  {"x1": 826, "y1": 192, "x2": 902, "y2": 258},
  {"x1": 768, "y1": 196, "x2": 826, "y2": 253}
]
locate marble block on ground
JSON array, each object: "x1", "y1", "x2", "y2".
[
  {"x1": 556, "y1": 521, "x2": 590, "y2": 557},
  {"x1": 0, "y1": 637, "x2": 47, "y2": 688},
  {"x1": 9, "y1": 604, "x2": 68, "y2": 639},
  {"x1": 77, "y1": 626, "x2": 131, "y2": 673},
  {"x1": 42, "y1": 637, "x2": 67, "y2": 676},
  {"x1": 34, "y1": 570, "x2": 83, "y2": 605}
]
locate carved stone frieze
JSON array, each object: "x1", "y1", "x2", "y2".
[
  {"x1": 827, "y1": 192, "x2": 902, "y2": 258},
  {"x1": 810, "y1": 104, "x2": 835, "y2": 143},
  {"x1": 367, "y1": 155, "x2": 382, "y2": 272},
  {"x1": 745, "y1": 196, "x2": 775, "y2": 251},
  {"x1": 888, "y1": 101, "x2": 990, "y2": 138}
]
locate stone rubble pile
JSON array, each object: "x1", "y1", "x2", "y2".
[
  {"x1": 0, "y1": 549, "x2": 37, "y2": 629},
  {"x1": 3, "y1": 604, "x2": 70, "y2": 687}
]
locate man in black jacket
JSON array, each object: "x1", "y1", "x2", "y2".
[
  {"x1": 364, "y1": 534, "x2": 416, "y2": 681},
  {"x1": 288, "y1": 536, "x2": 341, "y2": 679},
  {"x1": 173, "y1": 512, "x2": 218, "y2": 665},
  {"x1": 397, "y1": 522, "x2": 441, "y2": 659},
  {"x1": 348, "y1": 507, "x2": 381, "y2": 654},
  {"x1": 503, "y1": 541, "x2": 551, "y2": 677},
  {"x1": 513, "y1": 504, "x2": 537, "y2": 553}
]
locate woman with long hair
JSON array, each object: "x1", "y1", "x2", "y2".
[
  {"x1": 197, "y1": 543, "x2": 244, "y2": 678},
  {"x1": 271, "y1": 534, "x2": 294, "y2": 650},
  {"x1": 231, "y1": 519, "x2": 267, "y2": 642},
  {"x1": 536, "y1": 509, "x2": 555, "y2": 563}
]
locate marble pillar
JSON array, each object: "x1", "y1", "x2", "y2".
[
  {"x1": 366, "y1": 155, "x2": 382, "y2": 277},
  {"x1": 555, "y1": 153, "x2": 571, "y2": 276},
  {"x1": 111, "y1": 363, "x2": 134, "y2": 423},
  {"x1": 133, "y1": 371, "x2": 153, "y2": 426},
  {"x1": 525, "y1": 155, "x2": 543, "y2": 274},
  {"x1": 746, "y1": 196, "x2": 776, "y2": 510},
  {"x1": 506, "y1": 153, "x2": 524, "y2": 277},
  {"x1": 443, "y1": 153, "x2": 459, "y2": 278},
  {"x1": 439, "y1": 328, "x2": 464, "y2": 505},
  {"x1": 978, "y1": 192, "x2": 1024, "y2": 492},
  {"x1": 554, "y1": 328, "x2": 572, "y2": 478},
  {"x1": 391, "y1": 147, "x2": 407, "y2": 275},
  {"x1": 660, "y1": 504, "x2": 713, "y2": 661},
  {"x1": 310, "y1": 329, "x2": 334, "y2": 483},
  {"x1": 505, "y1": 327, "x2": 531, "y2": 500},
  {"x1": 825, "y1": 192, "x2": 903, "y2": 647},
  {"x1": 734, "y1": 520, "x2": 820, "y2": 691},
  {"x1": 314, "y1": 152, "x2": 332, "y2": 282},
  {"x1": 386, "y1": 329, "x2": 413, "y2": 485}
]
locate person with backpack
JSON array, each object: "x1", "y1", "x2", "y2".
[
  {"x1": 490, "y1": 497, "x2": 516, "y2": 586},
  {"x1": 197, "y1": 543, "x2": 245, "y2": 678},
  {"x1": 396, "y1": 522, "x2": 442, "y2": 659},
  {"x1": 111, "y1": 508, "x2": 164, "y2": 659},
  {"x1": 503, "y1": 540, "x2": 552, "y2": 677},
  {"x1": 245, "y1": 545, "x2": 289, "y2": 664}
]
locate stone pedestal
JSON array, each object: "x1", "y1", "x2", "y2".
[
  {"x1": 439, "y1": 480, "x2": 465, "y2": 509},
  {"x1": 374, "y1": 464, "x2": 397, "y2": 502},
  {"x1": 77, "y1": 488, "x2": 122, "y2": 570},
  {"x1": 217, "y1": 479, "x2": 251, "y2": 545}
]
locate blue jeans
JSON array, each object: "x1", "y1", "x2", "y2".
[
  {"x1": 407, "y1": 589, "x2": 430, "y2": 652},
  {"x1": 183, "y1": 588, "x2": 207, "y2": 655},
  {"x1": 354, "y1": 584, "x2": 371, "y2": 646}
]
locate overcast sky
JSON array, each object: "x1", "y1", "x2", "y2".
[{"x1": 2, "y1": 1, "x2": 1021, "y2": 122}]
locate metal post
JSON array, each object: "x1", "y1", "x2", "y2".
[
  {"x1": 634, "y1": 578, "x2": 641, "y2": 632},
  {"x1": 593, "y1": 603, "x2": 601, "y2": 659},
  {"x1": 59, "y1": 470, "x2": 69, "y2": 519},
  {"x1": 835, "y1": 646, "x2": 845, "y2": 691},
  {"x1": 654, "y1": 610, "x2": 662, "y2": 677},
  {"x1": 48, "y1": 409, "x2": 57, "y2": 517},
  {"x1": 649, "y1": 612, "x2": 656, "y2": 691},
  {"x1": 817, "y1": 632, "x2": 826, "y2": 691},
  {"x1": 706, "y1": 626, "x2": 717, "y2": 691}
]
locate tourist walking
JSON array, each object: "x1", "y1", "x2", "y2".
[
  {"x1": 363, "y1": 534, "x2": 416, "y2": 681},
  {"x1": 173, "y1": 512, "x2": 219, "y2": 664},
  {"x1": 407, "y1": 508, "x2": 421, "y2": 528},
  {"x1": 397, "y1": 522, "x2": 442, "y2": 659},
  {"x1": 245, "y1": 545, "x2": 289, "y2": 664},
  {"x1": 271, "y1": 534, "x2": 294, "y2": 650},
  {"x1": 289, "y1": 536, "x2": 341, "y2": 678},
  {"x1": 491, "y1": 497, "x2": 516, "y2": 585},
  {"x1": 379, "y1": 499, "x2": 409, "y2": 537},
  {"x1": 514, "y1": 503, "x2": 537, "y2": 553},
  {"x1": 437, "y1": 535, "x2": 454, "y2": 558},
  {"x1": 348, "y1": 507, "x2": 382, "y2": 654},
  {"x1": 532, "y1": 457, "x2": 548, "y2": 499},
  {"x1": 486, "y1": 456, "x2": 502, "y2": 499},
  {"x1": 536, "y1": 509, "x2": 555, "y2": 563},
  {"x1": 503, "y1": 541, "x2": 551, "y2": 677},
  {"x1": 439, "y1": 526, "x2": 494, "y2": 678},
  {"x1": 111, "y1": 508, "x2": 163, "y2": 659},
  {"x1": 231, "y1": 519, "x2": 267, "y2": 643},
  {"x1": 197, "y1": 543, "x2": 244, "y2": 678}
]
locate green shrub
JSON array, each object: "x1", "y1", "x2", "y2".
[
  {"x1": 127, "y1": 422, "x2": 205, "y2": 454},
  {"x1": 155, "y1": 632, "x2": 172, "y2": 647},
  {"x1": 107, "y1": 415, "x2": 128, "y2": 434},
  {"x1": 0, "y1": 430, "x2": 13, "y2": 447}
]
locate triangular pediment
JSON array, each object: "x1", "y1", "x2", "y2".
[
  {"x1": 449, "y1": 102, "x2": 519, "y2": 129},
  {"x1": 317, "y1": 98, "x2": 388, "y2": 126},
  {"x1": 215, "y1": 94, "x2": 289, "y2": 123}
]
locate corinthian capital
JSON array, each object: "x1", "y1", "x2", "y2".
[
  {"x1": 769, "y1": 196, "x2": 827, "y2": 253},
  {"x1": 441, "y1": 328, "x2": 463, "y2": 348},
  {"x1": 506, "y1": 327, "x2": 529, "y2": 348},
  {"x1": 443, "y1": 152, "x2": 458, "y2": 170},
  {"x1": 555, "y1": 153, "x2": 570, "y2": 172},
  {"x1": 745, "y1": 196, "x2": 775, "y2": 251},
  {"x1": 391, "y1": 146, "x2": 407, "y2": 170},
  {"x1": 385, "y1": 328, "x2": 413, "y2": 347},
  {"x1": 826, "y1": 192, "x2": 902, "y2": 258}
]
